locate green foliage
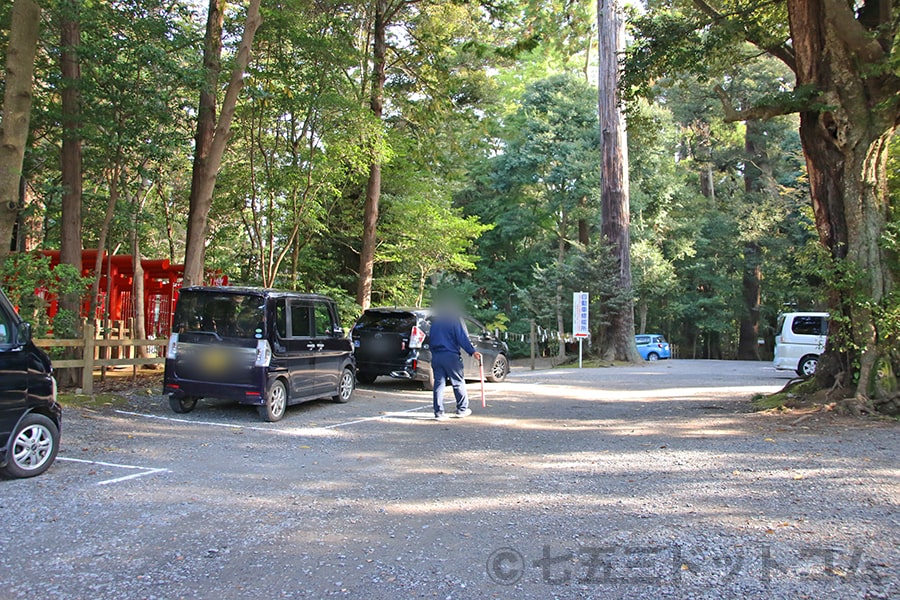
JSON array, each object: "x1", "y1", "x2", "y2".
[{"x1": 1, "y1": 253, "x2": 90, "y2": 337}]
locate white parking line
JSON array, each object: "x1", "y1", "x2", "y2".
[
  {"x1": 321, "y1": 405, "x2": 429, "y2": 429},
  {"x1": 57, "y1": 456, "x2": 170, "y2": 486},
  {"x1": 114, "y1": 405, "x2": 431, "y2": 434}
]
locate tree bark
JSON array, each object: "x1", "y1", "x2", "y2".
[
  {"x1": 786, "y1": 0, "x2": 899, "y2": 401},
  {"x1": 60, "y1": 0, "x2": 83, "y2": 277},
  {"x1": 737, "y1": 119, "x2": 771, "y2": 360},
  {"x1": 0, "y1": 0, "x2": 41, "y2": 264},
  {"x1": 183, "y1": 0, "x2": 237, "y2": 286},
  {"x1": 356, "y1": 0, "x2": 388, "y2": 309},
  {"x1": 131, "y1": 190, "x2": 147, "y2": 360},
  {"x1": 597, "y1": 0, "x2": 641, "y2": 363},
  {"x1": 88, "y1": 157, "x2": 121, "y2": 320},
  {"x1": 556, "y1": 213, "x2": 567, "y2": 359}
]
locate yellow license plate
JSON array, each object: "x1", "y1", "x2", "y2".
[{"x1": 200, "y1": 349, "x2": 230, "y2": 374}]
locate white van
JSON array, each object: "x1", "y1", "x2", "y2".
[{"x1": 773, "y1": 312, "x2": 829, "y2": 376}]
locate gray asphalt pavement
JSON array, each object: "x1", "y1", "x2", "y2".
[{"x1": 1, "y1": 360, "x2": 897, "y2": 599}]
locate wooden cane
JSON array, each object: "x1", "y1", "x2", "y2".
[{"x1": 479, "y1": 357, "x2": 486, "y2": 408}]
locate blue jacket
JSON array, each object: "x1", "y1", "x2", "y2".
[{"x1": 429, "y1": 315, "x2": 477, "y2": 356}]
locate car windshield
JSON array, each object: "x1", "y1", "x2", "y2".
[{"x1": 173, "y1": 291, "x2": 265, "y2": 340}]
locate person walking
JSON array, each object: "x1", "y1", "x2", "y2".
[{"x1": 429, "y1": 308, "x2": 482, "y2": 421}]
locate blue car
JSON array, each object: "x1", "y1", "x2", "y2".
[{"x1": 635, "y1": 334, "x2": 671, "y2": 361}]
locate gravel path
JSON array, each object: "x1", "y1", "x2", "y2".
[{"x1": 1, "y1": 360, "x2": 897, "y2": 599}]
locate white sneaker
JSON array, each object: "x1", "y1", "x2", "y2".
[
  {"x1": 454, "y1": 408, "x2": 472, "y2": 418},
  {"x1": 435, "y1": 413, "x2": 449, "y2": 421}
]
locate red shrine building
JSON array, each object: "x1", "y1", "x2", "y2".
[{"x1": 40, "y1": 250, "x2": 227, "y2": 338}]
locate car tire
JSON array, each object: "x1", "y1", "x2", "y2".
[
  {"x1": 1, "y1": 413, "x2": 60, "y2": 479},
  {"x1": 333, "y1": 368, "x2": 355, "y2": 403},
  {"x1": 797, "y1": 355, "x2": 818, "y2": 377},
  {"x1": 258, "y1": 379, "x2": 287, "y2": 422},
  {"x1": 422, "y1": 368, "x2": 435, "y2": 391},
  {"x1": 647, "y1": 352, "x2": 659, "y2": 361},
  {"x1": 356, "y1": 372, "x2": 377, "y2": 385},
  {"x1": 169, "y1": 396, "x2": 198, "y2": 414},
  {"x1": 487, "y1": 354, "x2": 509, "y2": 382}
]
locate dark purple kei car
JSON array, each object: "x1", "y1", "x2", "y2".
[{"x1": 163, "y1": 287, "x2": 355, "y2": 422}]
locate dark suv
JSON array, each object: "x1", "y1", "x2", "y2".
[
  {"x1": 164, "y1": 287, "x2": 355, "y2": 422},
  {"x1": 0, "y1": 287, "x2": 61, "y2": 478},
  {"x1": 351, "y1": 307, "x2": 509, "y2": 389}
]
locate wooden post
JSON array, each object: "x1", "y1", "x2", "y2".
[
  {"x1": 82, "y1": 323, "x2": 95, "y2": 394},
  {"x1": 530, "y1": 319, "x2": 536, "y2": 371}
]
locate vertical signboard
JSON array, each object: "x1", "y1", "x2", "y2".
[
  {"x1": 573, "y1": 292, "x2": 589, "y2": 368},
  {"x1": 573, "y1": 292, "x2": 590, "y2": 338}
]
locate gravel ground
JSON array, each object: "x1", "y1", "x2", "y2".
[{"x1": 1, "y1": 359, "x2": 897, "y2": 599}]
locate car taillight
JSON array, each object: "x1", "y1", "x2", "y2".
[
  {"x1": 166, "y1": 333, "x2": 179, "y2": 359},
  {"x1": 255, "y1": 339, "x2": 272, "y2": 367},
  {"x1": 409, "y1": 326, "x2": 426, "y2": 349}
]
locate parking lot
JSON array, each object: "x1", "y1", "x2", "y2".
[{"x1": 2, "y1": 360, "x2": 897, "y2": 599}]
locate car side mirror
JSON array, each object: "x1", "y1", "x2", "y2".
[
  {"x1": 333, "y1": 326, "x2": 345, "y2": 337},
  {"x1": 17, "y1": 321, "x2": 33, "y2": 345}
]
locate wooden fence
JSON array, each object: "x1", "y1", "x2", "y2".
[{"x1": 33, "y1": 323, "x2": 168, "y2": 395}]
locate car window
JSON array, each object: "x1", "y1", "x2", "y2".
[
  {"x1": 353, "y1": 311, "x2": 417, "y2": 333},
  {"x1": 313, "y1": 303, "x2": 334, "y2": 337},
  {"x1": 464, "y1": 318, "x2": 482, "y2": 337},
  {"x1": 653, "y1": 336, "x2": 667, "y2": 344},
  {"x1": 791, "y1": 316, "x2": 825, "y2": 336},
  {"x1": 173, "y1": 291, "x2": 264, "y2": 340},
  {"x1": 275, "y1": 300, "x2": 287, "y2": 338},
  {"x1": 635, "y1": 336, "x2": 650, "y2": 345},
  {"x1": 0, "y1": 310, "x2": 9, "y2": 344},
  {"x1": 289, "y1": 302, "x2": 312, "y2": 338}
]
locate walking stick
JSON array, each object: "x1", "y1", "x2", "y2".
[{"x1": 479, "y1": 356, "x2": 486, "y2": 408}]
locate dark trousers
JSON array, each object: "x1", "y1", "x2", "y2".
[{"x1": 432, "y1": 351, "x2": 469, "y2": 415}]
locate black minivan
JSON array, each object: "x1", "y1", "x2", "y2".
[
  {"x1": 0, "y1": 287, "x2": 61, "y2": 478},
  {"x1": 164, "y1": 287, "x2": 355, "y2": 422}
]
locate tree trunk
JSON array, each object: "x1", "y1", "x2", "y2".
[
  {"x1": 356, "y1": 0, "x2": 388, "y2": 310},
  {"x1": 56, "y1": 0, "x2": 84, "y2": 386},
  {"x1": 556, "y1": 216, "x2": 567, "y2": 359},
  {"x1": 60, "y1": 1, "x2": 83, "y2": 277},
  {"x1": 737, "y1": 120, "x2": 770, "y2": 360},
  {"x1": 597, "y1": 0, "x2": 641, "y2": 363},
  {"x1": 787, "y1": 0, "x2": 899, "y2": 402},
  {"x1": 131, "y1": 193, "x2": 147, "y2": 360},
  {"x1": 638, "y1": 300, "x2": 648, "y2": 335},
  {"x1": 0, "y1": 0, "x2": 41, "y2": 264},
  {"x1": 183, "y1": 0, "x2": 232, "y2": 286},
  {"x1": 88, "y1": 162, "x2": 121, "y2": 320}
]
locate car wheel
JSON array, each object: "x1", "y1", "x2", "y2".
[
  {"x1": 487, "y1": 354, "x2": 509, "y2": 382},
  {"x1": 1, "y1": 414, "x2": 60, "y2": 478},
  {"x1": 356, "y1": 371, "x2": 377, "y2": 385},
  {"x1": 333, "y1": 368, "x2": 355, "y2": 403},
  {"x1": 258, "y1": 379, "x2": 287, "y2": 422},
  {"x1": 647, "y1": 352, "x2": 659, "y2": 361},
  {"x1": 797, "y1": 355, "x2": 818, "y2": 377},
  {"x1": 169, "y1": 396, "x2": 198, "y2": 414}
]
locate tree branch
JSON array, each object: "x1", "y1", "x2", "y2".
[
  {"x1": 822, "y1": 0, "x2": 885, "y2": 63},
  {"x1": 692, "y1": 0, "x2": 796, "y2": 72},
  {"x1": 713, "y1": 84, "x2": 800, "y2": 122}
]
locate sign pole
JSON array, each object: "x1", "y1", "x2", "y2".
[{"x1": 579, "y1": 338, "x2": 583, "y2": 369}]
